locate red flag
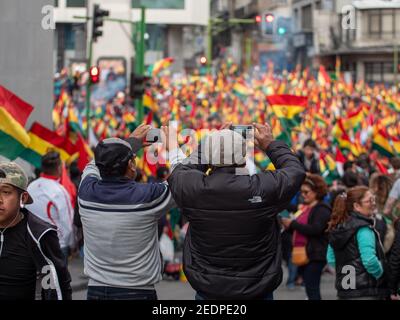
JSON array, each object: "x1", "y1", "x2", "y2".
[
  {"x1": 146, "y1": 110, "x2": 153, "y2": 125},
  {"x1": 60, "y1": 164, "x2": 77, "y2": 208},
  {"x1": 375, "y1": 159, "x2": 388, "y2": 175},
  {"x1": 75, "y1": 133, "x2": 93, "y2": 172}
]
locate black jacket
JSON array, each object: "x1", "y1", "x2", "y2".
[
  {"x1": 25, "y1": 209, "x2": 72, "y2": 300},
  {"x1": 328, "y1": 212, "x2": 388, "y2": 299},
  {"x1": 168, "y1": 140, "x2": 306, "y2": 299},
  {"x1": 296, "y1": 150, "x2": 320, "y2": 174},
  {"x1": 388, "y1": 222, "x2": 400, "y2": 295},
  {"x1": 289, "y1": 201, "x2": 331, "y2": 262}
]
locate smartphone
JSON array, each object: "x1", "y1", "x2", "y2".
[
  {"x1": 145, "y1": 128, "x2": 162, "y2": 143},
  {"x1": 230, "y1": 125, "x2": 253, "y2": 139}
]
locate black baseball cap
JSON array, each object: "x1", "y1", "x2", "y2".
[{"x1": 94, "y1": 138, "x2": 135, "y2": 177}]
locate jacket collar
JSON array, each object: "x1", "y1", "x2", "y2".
[
  {"x1": 350, "y1": 211, "x2": 374, "y2": 225},
  {"x1": 40, "y1": 173, "x2": 60, "y2": 181}
]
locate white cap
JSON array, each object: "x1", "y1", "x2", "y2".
[{"x1": 203, "y1": 129, "x2": 246, "y2": 167}]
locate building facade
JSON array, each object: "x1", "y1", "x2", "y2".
[{"x1": 53, "y1": 0, "x2": 209, "y2": 75}]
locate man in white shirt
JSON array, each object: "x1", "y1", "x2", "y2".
[{"x1": 26, "y1": 152, "x2": 74, "y2": 264}]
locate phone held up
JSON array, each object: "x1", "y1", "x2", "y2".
[
  {"x1": 229, "y1": 125, "x2": 253, "y2": 139},
  {"x1": 145, "y1": 128, "x2": 162, "y2": 143}
]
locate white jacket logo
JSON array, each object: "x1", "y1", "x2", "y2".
[{"x1": 248, "y1": 196, "x2": 262, "y2": 203}]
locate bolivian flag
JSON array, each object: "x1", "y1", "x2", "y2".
[
  {"x1": 233, "y1": 82, "x2": 253, "y2": 99},
  {"x1": 372, "y1": 128, "x2": 400, "y2": 158},
  {"x1": 344, "y1": 107, "x2": 364, "y2": 132},
  {"x1": 320, "y1": 152, "x2": 339, "y2": 185},
  {"x1": 387, "y1": 98, "x2": 400, "y2": 113},
  {"x1": 19, "y1": 122, "x2": 77, "y2": 169},
  {"x1": 267, "y1": 94, "x2": 308, "y2": 128},
  {"x1": 318, "y1": 65, "x2": 331, "y2": 87},
  {"x1": 0, "y1": 85, "x2": 33, "y2": 160},
  {"x1": 148, "y1": 57, "x2": 174, "y2": 77}
]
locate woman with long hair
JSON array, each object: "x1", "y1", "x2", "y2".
[
  {"x1": 281, "y1": 174, "x2": 331, "y2": 300},
  {"x1": 327, "y1": 186, "x2": 389, "y2": 300},
  {"x1": 369, "y1": 173, "x2": 395, "y2": 253}
]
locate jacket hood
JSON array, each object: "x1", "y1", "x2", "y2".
[{"x1": 329, "y1": 212, "x2": 373, "y2": 250}]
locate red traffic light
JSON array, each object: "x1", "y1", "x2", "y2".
[
  {"x1": 89, "y1": 66, "x2": 100, "y2": 84},
  {"x1": 200, "y1": 56, "x2": 207, "y2": 65},
  {"x1": 265, "y1": 13, "x2": 275, "y2": 23},
  {"x1": 255, "y1": 15, "x2": 262, "y2": 23}
]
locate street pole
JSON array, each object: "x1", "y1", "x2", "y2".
[
  {"x1": 135, "y1": 7, "x2": 146, "y2": 124},
  {"x1": 245, "y1": 37, "x2": 252, "y2": 72},
  {"x1": 394, "y1": 44, "x2": 398, "y2": 90},
  {"x1": 86, "y1": 26, "x2": 93, "y2": 141},
  {"x1": 207, "y1": 18, "x2": 212, "y2": 74}
]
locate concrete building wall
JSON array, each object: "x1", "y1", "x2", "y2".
[
  {"x1": 131, "y1": 0, "x2": 209, "y2": 25},
  {"x1": 0, "y1": 0, "x2": 54, "y2": 128}
]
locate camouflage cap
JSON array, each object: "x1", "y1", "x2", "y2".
[{"x1": 0, "y1": 162, "x2": 33, "y2": 204}]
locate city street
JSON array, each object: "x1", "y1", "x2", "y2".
[{"x1": 70, "y1": 257, "x2": 337, "y2": 300}]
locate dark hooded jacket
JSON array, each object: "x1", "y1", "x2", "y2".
[{"x1": 328, "y1": 212, "x2": 388, "y2": 299}]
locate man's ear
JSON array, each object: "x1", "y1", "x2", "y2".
[
  {"x1": 128, "y1": 158, "x2": 137, "y2": 173},
  {"x1": 21, "y1": 192, "x2": 29, "y2": 205}
]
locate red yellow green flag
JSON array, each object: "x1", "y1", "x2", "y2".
[{"x1": 0, "y1": 85, "x2": 33, "y2": 160}]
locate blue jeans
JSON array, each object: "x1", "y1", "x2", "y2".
[
  {"x1": 303, "y1": 261, "x2": 325, "y2": 300},
  {"x1": 87, "y1": 286, "x2": 158, "y2": 300},
  {"x1": 195, "y1": 292, "x2": 274, "y2": 300},
  {"x1": 286, "y1": 253, "x2": 298, "y2": 287}
]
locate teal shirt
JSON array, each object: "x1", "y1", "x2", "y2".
[{"x1": 327, "y1": 226, "x2": 383, "y2": 279}]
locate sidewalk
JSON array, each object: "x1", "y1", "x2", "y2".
[{"x1": 69, "y1": 256, "x2": 88, "y2": 292}]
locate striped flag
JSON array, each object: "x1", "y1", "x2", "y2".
[
  {"x1": 19, "y1": 122, "x2": 77, "y2": 169},
  {"x1": 267, "y1": 94, "x2": 308, "y2": 128},
  {"x1": 0, "y1": 85, "x2": 33, "y2": 160},
  {"x1": 147, "y1": 57, "x2": 174, "y2": 77}
]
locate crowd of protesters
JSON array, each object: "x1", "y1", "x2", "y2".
[{"x1": 1, "y1": 62, "x2": 400, "y2": 300}]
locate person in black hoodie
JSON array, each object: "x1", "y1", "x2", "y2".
[
  {"x1": 327, "y1": 186, "x2": 388, "y2": 300},
  {"x1": 389, "y1": 219, "x2": 400, "y2": 300},
  {"x1": 281, "y1": 174, "x2": 331, "y2": 300}
]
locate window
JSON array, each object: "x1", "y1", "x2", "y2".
[
  {"x1": 301, "y1": 5, "x2": 312, "y2": 30},
  {"x1": 132, "y1": 0, "x2": 185, "y2": 9},
  {"x1": 365, "y1": 62, "x2": 394, "y2": 84},
  {"x1": 382, "y1": 10, "x2": 394, "y2": 35},
  {"x1": 368, "y1": 10, "x2": 381, "y2": 35},
  {"x1": 367, "y1": 9, "x2": 397, "y2": 38},
  {"x1": 66, "y1": 0, "x2": 86, "y2": 8},
  {"x1": 55, "y1": 0, "x2": 58, "y2": 7}
]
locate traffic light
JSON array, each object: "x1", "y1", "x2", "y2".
[
  {"x1": 255, "y1": 15, "x2": 262, "y2": 24},
  {"x1": 129, "y1": 73, "x2": 150, "y2": 99},
  {"x1": 89, "y1": 66, "x2": 100, "y2": 84},
  {"x1": 221, "y1": 11, "x2": 229, "y2": 23},
  {"x1": 200, "y1": 56, "x2": 207, "y2": 66},
  {"x1": 92, "y1": 4, "x2": 109, "y2": 42},
  {"x1": 277, "y1": 17, "x2": 291, "y2": 36},
  {"x1": 265, "y1": 13, "x2": 275, "y2": 35}
]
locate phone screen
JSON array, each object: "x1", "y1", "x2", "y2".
[{"x1": 230, "y1": 125, "x2": 253, "y2": 139}]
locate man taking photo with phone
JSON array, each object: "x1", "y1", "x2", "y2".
[
  {"x1": 165, "y1": 122, "x2": 306, "y2": 300},
  {"x1": 78, "y1": 124, "x2": 175, "y2": 300}
]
